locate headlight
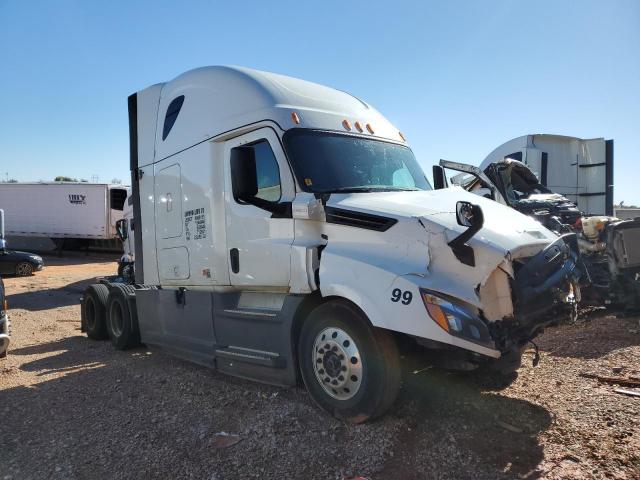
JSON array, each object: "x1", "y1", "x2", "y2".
[
  {"x1": 30, "y1": 255, "x2": 42, "y2": 262},
  {"x1": 420, "y1": 289, "x2": 494, "y2": 347}
]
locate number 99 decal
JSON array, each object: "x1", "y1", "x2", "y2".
[{"x1": 391, "y1": 288, "x2": 413, "y2": 305}]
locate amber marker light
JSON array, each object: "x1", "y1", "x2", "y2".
[
  {"x1": 399, "y1": 131, "x2": 406, "y2": 141},
  {"x1": 342, "y1": 119, "x2": 352, "y2": 131},
  {"x1": 354, "y1": 121, "x2": 363, "y2": 133},
  {"x1": 291, "y1": 111, "x2": 301, "y2": 124},
  {"x1": 366, "y1": 123, "x2": 374, "y2": 134},
  {"x1": 421, "y1": 292, "x2": 450, "y2": 333}
]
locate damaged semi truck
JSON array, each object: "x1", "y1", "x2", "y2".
[
  {"x1": 435, "y1": 134, "x2": 640, "y2": 312},
  {"x1": 82, "y1": 67, "x2": 580, "y2": 421}
]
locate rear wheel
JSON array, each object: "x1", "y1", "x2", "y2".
[
  {"x1": 81, "y1": 284, "x2": 109, "y2": 340},
  {"x1": 15, "y1": 262, "x2": 33, "y2": 276},
  {"x1": 106, "y1": 284, "x2": 140, "y2": 350},
  {"x1": 298, "y1": 299, "x2": 401, "y2": 423}
]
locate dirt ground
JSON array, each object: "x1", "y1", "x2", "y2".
[{"x1": 1, "y1": 254, "x2": 638, "y2": 480}]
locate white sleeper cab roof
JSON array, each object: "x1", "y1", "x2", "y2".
[{"x1": 136, "y1": 66, "x2": 405, "y2": 166}]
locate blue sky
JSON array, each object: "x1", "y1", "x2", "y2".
[{"x1": 1, "y1": 1, "x2": 639, "y2": 203}]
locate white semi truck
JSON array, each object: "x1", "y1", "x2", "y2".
[
  {"x1": 82, "y1": 67, "x2": 580, "y2": 422},
  {"x1": 0, "y1": 182, "x2": 128, "y2": 251}
]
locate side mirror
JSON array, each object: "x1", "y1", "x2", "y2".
[
  {"x1": 231, "y1": 147, "x2": 258, "y2": 202},
  {"x1": 432, "y1": 165, "x2": 448, "y2": 190},
  {"x1": 448, "y1": 201, "x2": 484, "y2": 267},
  {"x1": 230, "y1": 147, "x2": 289, "y2": 216}
]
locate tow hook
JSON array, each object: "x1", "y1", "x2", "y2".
[{"x1": 529, "y1": 340, "x2": 540, "y2": 367}]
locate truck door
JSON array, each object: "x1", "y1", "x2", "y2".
[
  {"x1": 223, "y1": 128, "x2": 295, "y2": 287},
  {"x1": 436, "y1": 160, "x2": 508, "y2": 205}
]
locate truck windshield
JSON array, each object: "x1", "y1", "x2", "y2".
[{"x1": 283, "y1": 130, "x2": 432, "y2": 193}]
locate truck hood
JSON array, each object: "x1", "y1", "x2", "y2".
[{"x1": 327, "y1": 187, "x2": 558, "y2": 257}]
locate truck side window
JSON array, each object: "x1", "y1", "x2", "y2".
[
  {"x1": 162, "y1": 95, "x2": 185, "y2": 141},
  {"x1": 250, "y1": 140, "x2": 282, "y2": 202}
]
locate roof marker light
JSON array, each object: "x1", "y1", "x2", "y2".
[
  {"x1": 399, "y1": 131, "x2": 406, "y2": 141},
  {"x1": 366, "y1": 123, "x2": 374, "y2": 134},
  {"x1": 291, "y1": 112, "x2": 301, "y2": 125},
  {"x1": 354, "y1": 121, "x2": 363, "y2": 133},
  {"x1": 342, "y1": 119, "x2": 352, "y2": 131}
]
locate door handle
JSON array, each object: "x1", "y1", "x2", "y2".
[
  {"x1": 230, "y1": 248, "x2": 240, "y2": 274},
  {"x1": 166, "y1": 193, "x2": 173, "y2": 212}
]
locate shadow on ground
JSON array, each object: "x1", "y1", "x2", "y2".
[
  {"x1": 7, "y1": 278, "x2": 97, "y2": 311},
  {"x1": 0, "y1": 335, "x2": 551, "y2": 479},
  {"x1": 376, "y1": 358, "x2": 551, "y2": 480}
]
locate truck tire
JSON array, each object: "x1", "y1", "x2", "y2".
[
  {"x1": 106, "y1": 284, "x2": 140, "y2": 350},
  {"x1": 477, "y1": 346, "x2": 523, "y2": 388},
  {"x1": 298, "y1": 299, "x2": 401, "y2": 423},
  {"x1": 81, "y1": 284, "x2": 109, "y2": 340}
]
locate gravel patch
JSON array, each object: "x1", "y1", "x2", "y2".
[{"x1": 1, "y1": 254, "x2": 638, "y2": 479}]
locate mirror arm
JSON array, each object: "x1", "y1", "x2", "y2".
[
  {"x1": 239, "y1": 195, "x2": 290, "y2": 216},
  {"x1": 447, "y1": 206, "x2": 484, "y2": 267}
]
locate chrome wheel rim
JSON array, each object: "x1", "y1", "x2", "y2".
[
  {"x1": 312, "y1": 327, "x2": 362, "y2": 400},
  {"x1": 16, "y1": 263, "x2": 32, "y2": 276},
  {"x1": 110, "y1": 302, "x2": 124, "y2": 337}
]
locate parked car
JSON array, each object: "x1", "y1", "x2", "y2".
[
  {"x1": 0, "y1": 275, "x2": 9, "y2": 357},
  {"x1": 0, "y1": 249, "x2": 44, "y2": 276}
]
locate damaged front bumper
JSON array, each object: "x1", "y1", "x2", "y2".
[
  {"x1": 418, "y1": 234, "x2": 580, "y2": 360},
  {"x1": 488, "y1": 234, "x2": 581, "y2": 352}
]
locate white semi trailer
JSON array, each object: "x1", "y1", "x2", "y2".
[
  {"x1": 0, "y1": 182, "x2": 128, "y2": 251},
  {"x1": 82, "y1": 67, "x2": 581, "y2": 422}
]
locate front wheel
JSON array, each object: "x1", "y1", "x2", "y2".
[{"x1": 298, "y1": 300, "x2": 401, "y2": 423}]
